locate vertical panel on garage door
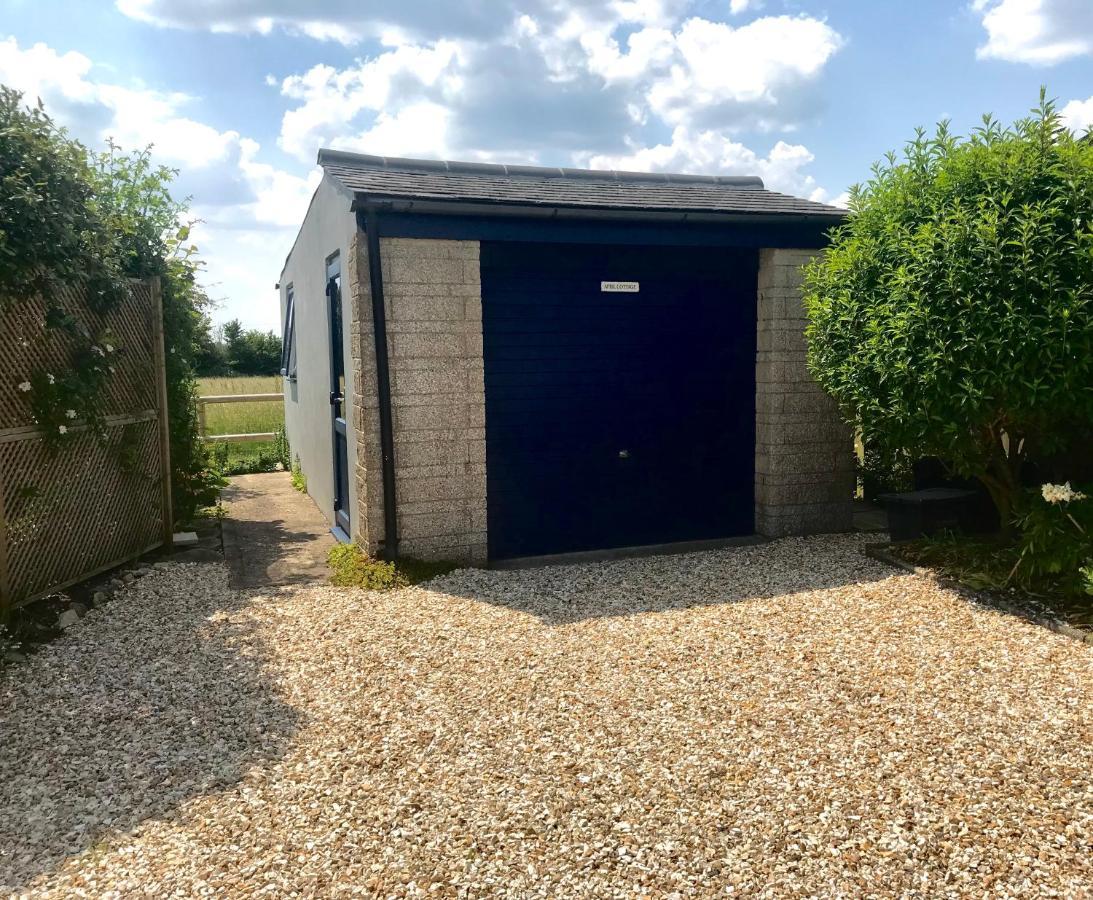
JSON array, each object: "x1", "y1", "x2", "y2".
[{"x1": 482, "y1": 241, "x2": 757, "y2": 560}]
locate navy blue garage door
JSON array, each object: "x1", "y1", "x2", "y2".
[{"x1": 482, "y1": 241, "x2": 757, "y2": 559}]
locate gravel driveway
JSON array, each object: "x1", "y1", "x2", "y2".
[{"x1": 2, "y1": 534, "x2": 1091, "y2": 897}]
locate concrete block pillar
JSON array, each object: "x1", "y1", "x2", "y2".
[{"x1": 755, "y1": 248, "x2": 854, "y2": 537}]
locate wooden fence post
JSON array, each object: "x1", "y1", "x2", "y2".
[
  {"x1": 150, "y1": 277, "x2": 174, "y2": 549},
  {"x1": 197, "y1": 399, "x2": 207, "y2": 438}
]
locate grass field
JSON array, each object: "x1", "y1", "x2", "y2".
[{"x1": 198, "y1": 376, "x2": 286, "y2": 475}]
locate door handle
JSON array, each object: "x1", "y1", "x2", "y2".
[{"x1": 329, "y1": 391, "x2": 341, "y2": 406}]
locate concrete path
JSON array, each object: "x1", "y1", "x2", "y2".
[{"x1": 221, "y1": 472, "x2": 336, "y2": 589}]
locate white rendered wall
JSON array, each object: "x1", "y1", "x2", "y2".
[{"x1": 278, "y1": 175, "x2": 359, "y2": 532}]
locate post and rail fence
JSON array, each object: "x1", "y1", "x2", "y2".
[{"x1": 196, "y1": 393, "x2": 283, "y2": 444}]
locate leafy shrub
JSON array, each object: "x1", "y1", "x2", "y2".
[
  {"x1": 0, "y1": 88, "x2": 127, "y2": 311},
  {"x1": 1014, "y1": 483, "x2": 1092, "y2": 593},
  {"x1": 208, "y1": 441, "x2": 283, "y2": 477},
  {"x1": 804, "y1": 92, "x2": 1093, "y2": 526},
  {"x1": 328, "y1": 544, "x2": 458, "y2": 590},
  {"x1": 859, "y1": 440, "x2": 913, "y2": 501},
  {"x1": 0, "y1": 89, "x2": 221, "y2": 522}
]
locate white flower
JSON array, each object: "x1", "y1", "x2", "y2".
[
  {"x1": 91, "y1": 345, "x2": 104, "y2": 356},
  {"x1": 1042, "y1": 482, "x2": 1087, "y2": 504},
  {"x1": 104, "y1": 343, "x2": 115, "y2": 353},
  {"x1": 46, "y1": 373, "x2": 55, "y2": 384},
  {"x1": 108, "y1": 366, "x2": 116, "y2": 373},
  {"x1": 58, "y1": 425, "x2": 67, "y2": 435},
  {"x1": 65, "y1": 409, "x2": 76, "y2": 419},
  {"x1": 17, "y1": 381, "x2": 31, "y2": 392}
]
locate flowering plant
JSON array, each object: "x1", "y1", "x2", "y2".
[
  {"x1": 1041, "y1": 482, "x2": 1087, "y2": 505},
  {"x1": 17, "y1": 326, "x2": 122, "y2": 451},
  {"x1": 1012, "y1": 482, "x2": 1092, "y2": 594}
]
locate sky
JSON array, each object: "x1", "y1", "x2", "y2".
[{"x1": 1, "y1": 0, "x2": 1091, "y2": 332}]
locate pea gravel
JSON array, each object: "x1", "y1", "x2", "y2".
[{"x1": 2, "y1": 534, "x2": 1091, "y2": 898}]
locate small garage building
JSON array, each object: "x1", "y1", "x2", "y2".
[{"x1": 279, "y1": 151, "x2": 853, "y2": 564}]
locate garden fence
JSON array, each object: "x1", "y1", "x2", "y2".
[{"x1": 0, "y1": 279, "x2": 171, "y2": 612}]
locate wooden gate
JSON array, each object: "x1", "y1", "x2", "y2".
[{"x1": 0, "y1": 279, "x2": 171, "y2": 611}]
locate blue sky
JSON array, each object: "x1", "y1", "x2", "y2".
[{"x1": 2, "y1": 0, "x2": 1091, "y2": 331}]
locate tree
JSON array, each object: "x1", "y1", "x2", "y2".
[
  {"x1": 221, "y1": 319, "x2": 282, "y2": 375},
  {"x1": 0, "y1": 87, "x2": 221, "y2": 521},
  {"x1": 803, "y1": 92, "x2": 1093, "y2": 525}
]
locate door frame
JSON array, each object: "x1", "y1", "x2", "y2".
[{"x1": 326, "y1": 252, "x2": 351, "y2": 542}]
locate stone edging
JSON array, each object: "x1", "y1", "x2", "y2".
[{"x1": 864, "y1": 543, "x2": 1093, "y2": 648}]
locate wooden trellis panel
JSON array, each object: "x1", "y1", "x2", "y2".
[{"x1": 0, "y1": 279, "x2": 171, "y2": 610}]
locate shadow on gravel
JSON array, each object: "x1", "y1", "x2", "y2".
[
  {"x1": 0, "y1": 562, "x2": 301, "y2": 892},
  {"x1": 427, "y1": 535, "x2": 896, "y2": 625}
]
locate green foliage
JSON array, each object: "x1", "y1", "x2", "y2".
[
  {"x1": 0, "y1": 87, "x2": 127, "y2": 311},
  {"x1": 859, "y1": 441, "x2": 913, "y2": 502},
  {"x1": 897, "y1": 483, "x2": 1092, "y2": 621},
  {"x1": 273, "y1": 424, "x2": 291, "y2": 471},
  {"x1": 804, "y1": 91, "x2": 1093, "y2": 525},
  {"x1": 0, "y1": 88, "x2": 221, "y2": 522},
  {"x1": 220, "y1": 319, "x2": 282, "y2": 376},
  {"x1": 1014, "y1": 484, "x2": 1091, "y2": 591},
  {"x1": 328, "y1": 544, "x2": 459, "y2": 590},
  {"x1": 290, "y1": 455, "x2": 307, "y2": 494},
  {"x1": 208, "y1": 440, "x2": 283, "y2": 477}
]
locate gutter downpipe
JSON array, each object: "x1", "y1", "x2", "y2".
[{"x1": 358, "y1": 204, "x2": 399, "y2": 559}]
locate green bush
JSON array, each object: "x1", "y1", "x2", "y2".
[
  {"x1": 859, "y1": 441, "x2": 913, "y2": 501},
  {"x1": 804, "y1": 92, "x2": 1093, "y2": 527},
  {"x1": 328, "y1": 544, "x2": 458, "y2": 590},
  {"x1": 1014, "y1": 483, "x2": 1092, "y2": 593},
  {"x1": 0, "y1": 88, "x2": 127, "y2": 311},
  {"x1": 0, "y1": 88, "x2": 222, "y2": 522}
]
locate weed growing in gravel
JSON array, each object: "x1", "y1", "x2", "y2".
[
  {"x1": 290, "y1": 455, "x2": 306, "y2": 494},
  {"x1": 328, "y1": 544, "x2": 458, "y2": 590}
]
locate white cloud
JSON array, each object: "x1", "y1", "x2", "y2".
[
  {"x1": 0, "y1": 36, "x2": 312, "y2": 330},
  {"x1": 101, "y1": 2, "x2": 846, "y2": 319},
  {"x1": 584, "y1": 127, "x2": 842, "y2": 204},
  {"x1": 974, "y1": 0, "x2": 1093, "y2": 64},
  {"x1": 277, "y1": 40, "x2": 463, "y2": 161},
  {"x1": 1061, "y1": 95, "x2": 1093, "y2": 134},
  {"x1": 644, "y1": 16, "x2": 842, "y2": 127},
  {"x1": 329, "y1": 102, "x2": 456, "y2": 159},
  {"x1": 115, "y1": 0, "x2": 683, "y2": 44},
  {"x1": 276, "y1": 8, "x2": 843, "y2": 168}
]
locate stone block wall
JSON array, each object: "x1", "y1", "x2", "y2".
[
  {"x1": 349, "y1": 235, "x2": 487, "y2": 563},
  {"x1": 755, "y1": 248, "x2": 854, "y2": 536}
]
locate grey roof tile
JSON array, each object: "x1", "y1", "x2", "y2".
[{"x1": 319, "y1": 150, "x2": 846, "y2": 219}]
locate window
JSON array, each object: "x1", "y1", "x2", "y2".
[{"x1": 280, "y1": 284, "x2": 297, "y2": 380}]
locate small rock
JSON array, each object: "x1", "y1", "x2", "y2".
[
  {"x1": 173, "y1": 531, "x2": 200, "y2": 546},
  {"x1": 123, "y1": 573, "x2": 136, "y2": 584},
  {"x1": 57, "y1": 609, "x2": 81, "y2": 629},
  {"x1": 92, "y1": 591, "x2": 108, "y2": 604}
]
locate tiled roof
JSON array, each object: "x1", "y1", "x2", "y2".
[{"x1": 318, "y1": 150, "x2": 846, "y2": 219}]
